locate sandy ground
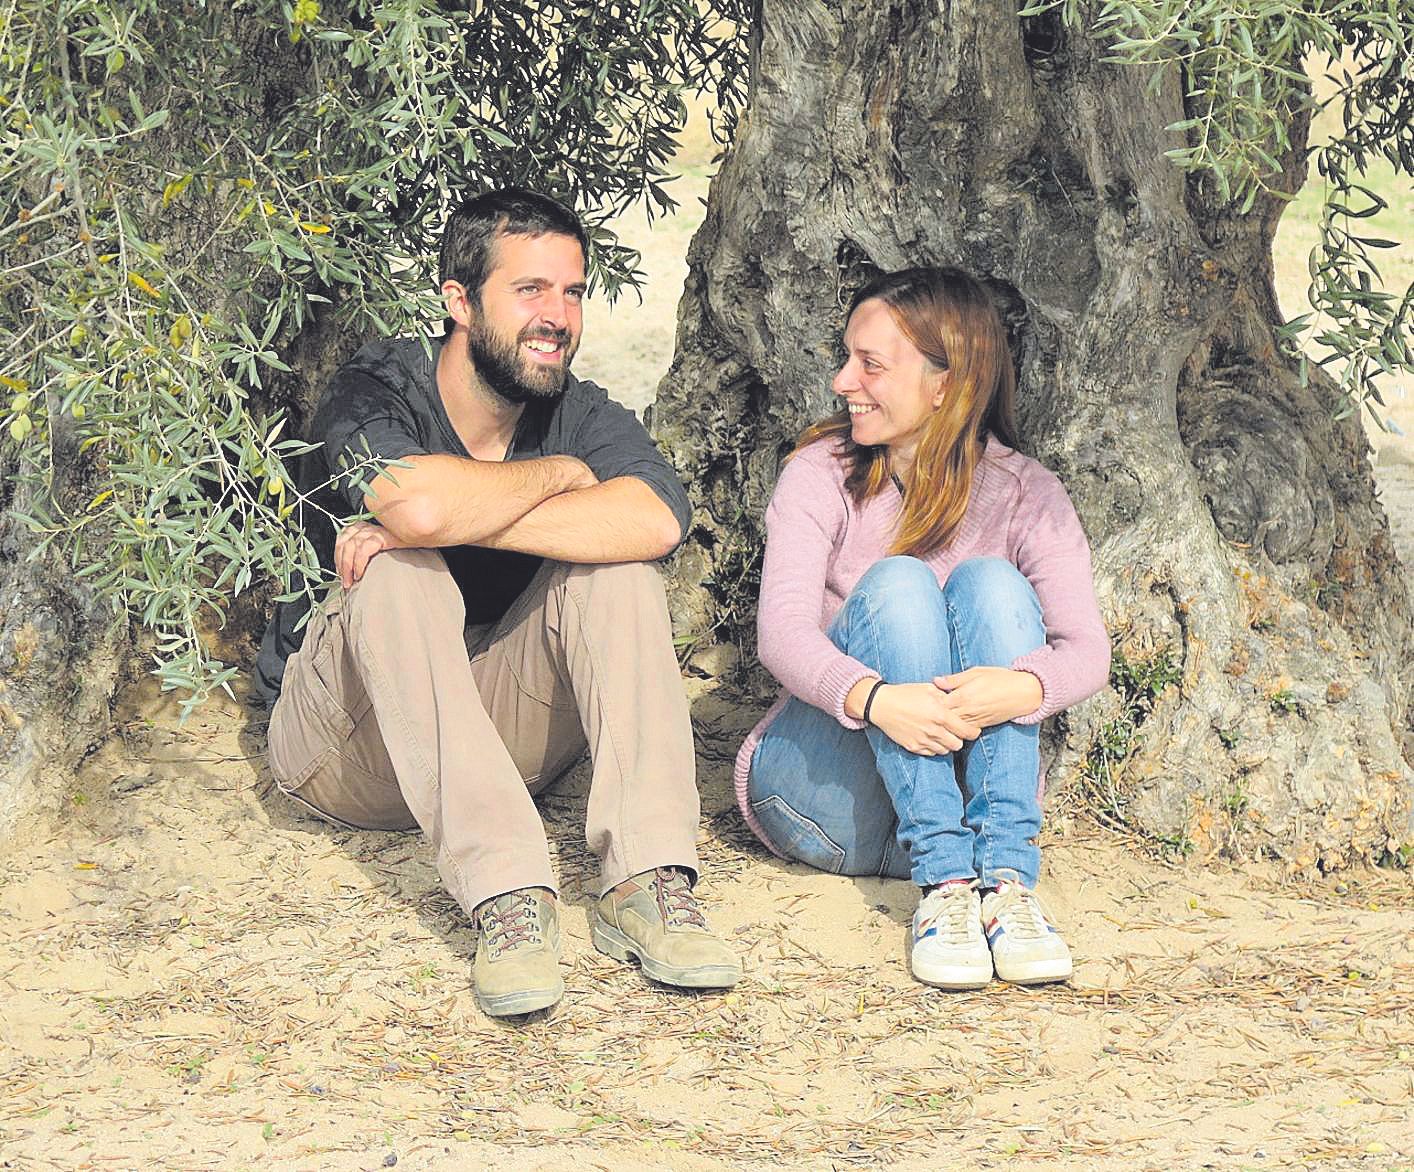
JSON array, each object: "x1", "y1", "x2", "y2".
[
  {"x1": 1, "y1": 678, "x2": 1411, "y2": 1171},
  {"x1": 4, "y1": 157, "x2": 1414, "y2": 1170}
]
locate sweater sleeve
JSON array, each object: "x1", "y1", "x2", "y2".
[
  {"x1": 756, "y1": 448, "x2": 880, "y2": 729},
  {"x1": 1008, "y1": 468, "x2": 1112, "y2": 724}
]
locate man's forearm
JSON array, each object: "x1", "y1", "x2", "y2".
[
  {"x1": 365, "y1": 452, "x2": 590, "y2": 546},
  {"x1": 479, "y1": 477, "x2": 683, "y2": 563}
]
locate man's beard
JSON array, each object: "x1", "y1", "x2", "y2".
[{"x1": 467, "y1": 317, "x2": 576, "y2": 405}]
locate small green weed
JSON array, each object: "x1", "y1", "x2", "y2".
[
  {"x1": 1079, "y1": 647, "x2": 1181, "y2": 832},
  {"x1": 1156, "y1": 831, "x2": 1195, "y2": 859},
  {"x1": 1223, "y1": 779, "x2": 1250, "y2": 820},
  {"x1": 168, "y1": 1050, "x2": 209, "y2": 1079},
  {"x1": 406, "y1": 962, "x2": 440, "y2": 991}
]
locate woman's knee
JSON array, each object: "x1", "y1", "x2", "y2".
[
  {"x1": 943, "y1": 557, "x2": 1044, "y2": 655},
  {"x1": 944, "y1": 558, "x2": 1040, "y2": 618},
  {"x1": 853, "y1": 555, "x2": 941, "y2": 612},
  {"x1": 835, "y1": 557, "x2": 949, "y2": 662}
]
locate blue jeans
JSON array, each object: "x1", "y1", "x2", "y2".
[{"x1": 748, "y1": 556, "x2": 1046, "y2": 888}]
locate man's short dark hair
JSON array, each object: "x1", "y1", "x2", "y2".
[{"x1": 439, "y1": 187, "x2": 589, "y2": 307}]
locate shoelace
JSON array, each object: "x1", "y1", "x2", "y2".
[
  {"x1": 478, "y1": 891, "x2": 543, "y2": 956},
  {"x1": 652, "y1": 867, "x2": 707, "y2": 930},
  {"x1": 989, "y1": 883, "x2": 1051, "y2": 941},
  {"x1": 919, "y1": 882, "x2": 978, "y2": 944}
]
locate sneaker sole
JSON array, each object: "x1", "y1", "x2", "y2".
[
  {"x1": 911, "y1": 956, "x2": 993, "y2": 990},
  {"x1": 475, "y1": 977, "x2": 565, "y2": 1018},
  {"x1": 994, "y1": 958, "x2": 1072, "y2": 986},
  {"x1": 592, "y1": 919, "x2": 742, "y2": 989}
]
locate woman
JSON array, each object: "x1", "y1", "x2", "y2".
[{"x1": 735, "y1": 267, "x2": 1110, "y2": 990}]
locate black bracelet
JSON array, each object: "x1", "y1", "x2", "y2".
[{"x1": 861, "y1": 678, "x2": 886, "y2": 725}]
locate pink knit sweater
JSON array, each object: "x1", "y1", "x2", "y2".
[{"x1": 733, "y1": 435, "x2": 1111, "y2": 854}]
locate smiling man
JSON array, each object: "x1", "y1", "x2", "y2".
[{"x1": 255, "y1": 188, "x2": 741, "y2": 1017}]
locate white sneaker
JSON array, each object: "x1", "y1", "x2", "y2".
[
  {"x1": 911, "y1": 881, "x2": 992, "y2": 990},
  {"x1": 981, "y1": 881, "x2": 1072, "y2": 985}
]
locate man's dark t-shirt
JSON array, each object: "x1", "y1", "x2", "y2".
[{"x1": 252, "y1": 336, "x2": 691, "y2": 704}]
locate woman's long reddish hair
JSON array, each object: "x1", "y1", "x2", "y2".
[{"x1": 794, "y1": 267, "x2": 1019, "y2": 557}]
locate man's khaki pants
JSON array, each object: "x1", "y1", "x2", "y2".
[{"x1": 266, "y1": 549, "x2": 701, "y2": 917}]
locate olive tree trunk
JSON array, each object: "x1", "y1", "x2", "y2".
[
  {"x1": 652, "y1": 0, "x2": 1414, "y2": 867},
  {"x1": 0, "y1": 488, "x2": 124, "y2": 841}
]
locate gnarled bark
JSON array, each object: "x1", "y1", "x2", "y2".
[
  {"x1": 0, "y1": 523, "x2": 124, "y2": 842},
  {"x1": 651, "y1": 0, "x2": 1414, "y2": 867}
]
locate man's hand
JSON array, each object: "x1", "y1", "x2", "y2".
[
  {"x1": 934, "y1": 667, "x2": 1043, "y2": 728},
  {"x1": 335, "y1": 521, "x2": 408, "y2": 589},
  {"x1": 848, "y1": 679, "x2": 982, "y2": 755}
]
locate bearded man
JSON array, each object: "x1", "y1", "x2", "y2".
[{"x1": 255, "y1": 188, "x2": 741, "y2": 1017}]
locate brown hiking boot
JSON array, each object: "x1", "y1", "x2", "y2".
[
  {"x1": 472, "y1": 887, "x2": 563, "y2": 1017},
  {"x1": 593, "y1": 867, "x2": 741, "y2": 989}
]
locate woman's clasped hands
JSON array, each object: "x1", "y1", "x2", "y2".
[{"x1": 855, "y1": 667, "x2": 1043, "y2": 756}]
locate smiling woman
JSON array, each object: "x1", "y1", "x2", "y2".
[
  {"x1": 649, "y1": 0, "x2": 1414, "y2": 877},
  {"x1": 736, "y1": 267, "x2": 1110, "y2": 992},
  {"x1": 832, "y1": 299, "x2": 946, "y2": 470},
  {"x1": 802, "y1": 268, "x2": 1022, "y2": 559}
]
